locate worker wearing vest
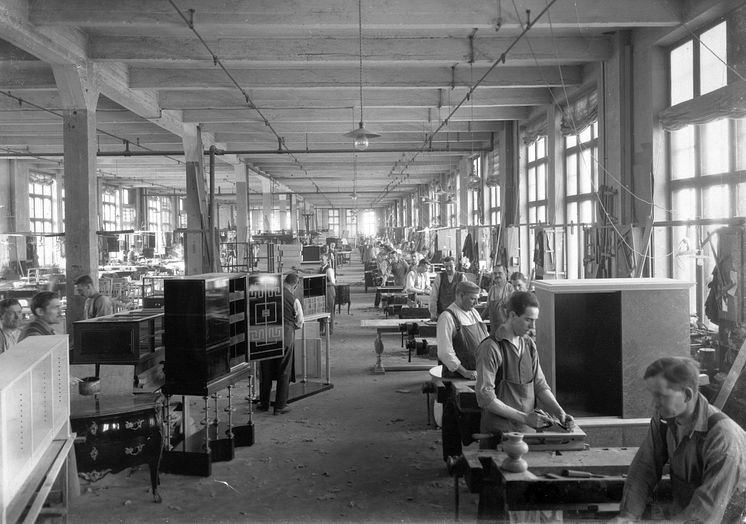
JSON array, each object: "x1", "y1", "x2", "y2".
[
  {"x1": 475, "y1": 291, "x2": 573, "y2": 443},
  {"x1": 436, "y1": 280, "x2": 488, "y2": 461},
  {"x1": 258, "y1": 273, "x2": 304, "y2": 415},
  {"x1": 615, "y1": 357, "x2": 746, "y2": 523},
  {"x1": 429, "y1": 256, "x2": 465, "y2": 321}
]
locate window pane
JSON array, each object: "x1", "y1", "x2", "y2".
[
  {"x1": 703, "y1": 184, "x2": 729, "y2": 219},
  {"x1": 537, "y1": 136, "x2": 547, "y2": 157},
  {"x1": 670, "y1": 40, "x2": 694, "y2": 105},
  {"x1": 567, "y1": 202, "x2": 578, "y2": 224},
  {"x1": 670, "y1": 126, "x2": 695, "y2": 180},
  {"x1": 537, "y1": 205, "x2": 546, "y2": 223},
  {"x1": 579, "y1": 125, "x2": 592, "y2": 144},
  {"x1": 578, "y1": 149, "x2": 591, "y2": 194},
  {"x1": 566, "y1": 154, "x2": 577, "y2": 196},
  {"x1": 528, "y1": 143, "x2": 536, "y2": 162},
  {"x1": 528, "y1": 207, "x2": 536, "y2": 224},
  {"x1": 673, "y1": 188, "x2": 696, "y2": 220},
  {"x1": 536, "y1": 163, "x2": 546, "y2": 200},
  {"x1": 528, "y1": 167, "x2": 536, "y2": 202},
  {"x1": 566, "y1": 135, "x2": 577, "y2": 148},
  {"x1": 579, "y1": 200, "x2": 593, "y2": 223},
  {"x1": 736, "y1": 119, "x2": 746, "y2": 170},
  {"x1": 699, "y1": 22, "x2": 727, "y2": 95},
  {"x1": 701, "y1": 119, "x2": 730, "y2": 175},
  {"x1": 737, "y1": 183, "x2": 746, "y2": 217}
]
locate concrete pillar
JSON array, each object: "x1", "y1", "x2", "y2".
[
  {"x1": 53, "y1": 64, "x2": 100, "y2": 331},
  {"x1": 261, "y1": 178, "x2": 272, "y2": 231},
  {"x1": 235, "y1": 163, "x2": 249, "y2": 267},
  {"x1": 182, "y1": 125, "x2": 209, "y2": 275},
  {"x1": 601, "y1": 31, "x2": 632, "y2": 224}
]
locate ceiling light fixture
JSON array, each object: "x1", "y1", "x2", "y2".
[{"x1": 345, "y1": 0, "x2": 380, "y2": 151}]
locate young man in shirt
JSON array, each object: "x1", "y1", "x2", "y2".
[
  {"x1": 0, "y1": 298, "x2": 22, "y2": 354},
  {"x1": 614, "y1": 357, "x2": 746, "y2": 523},
  {"x1": 19, "y1": 291, "x2": 62, "y2": 341},
  {"x1": 74, "y1": 274, "x2": 114, "y2": 319},
  {"x1": 404, "y1": 259, "x2": 431, "y2": 295},
  {"x1": 475, "y1": 291, "x2": 573, "y2": 444}
]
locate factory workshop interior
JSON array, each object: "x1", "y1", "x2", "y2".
[{"x1": 1, "y1": 0, "x2": 746, "y2": 522}]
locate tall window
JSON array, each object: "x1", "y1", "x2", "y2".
[
  {"x1": 178, "y1": 197, "x2": 187, "y2": 229},
  {"x1": 147, "y1": 196, "x2": 160, "y2": 232},
  {"x1": 487, "y1": 150, "x2": 501, "y2": 225},
  {"x1": 565, "y1": 121, "x2": 599, "y2": 278},
  {"x1": 101, "y1": 187, "x2": 119, "y2": 231},
  {"x1": 526, "y1": 136, "x2": 548, "y2": 225},
  {"x1": 346, "y1": 209, "x2": 358, "y2": 238},
  {"x1": 467, "y1": 156, "x2": 481, "y2": 225},
  {"x1": 28, "y1": 173, "x2": 56, "y2": 266},
  {"x1": 666, "y1": 20, "x2": 743, "y2": 316},
  {"x1": 328, "y1": 209, "x2": 340, "y2": 236}
]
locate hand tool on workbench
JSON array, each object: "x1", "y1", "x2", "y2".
[{"x1": 561, "y1": 469, "x2": 606, "y2": 478}]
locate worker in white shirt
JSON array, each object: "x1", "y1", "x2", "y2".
[
  {"x1": 436, "y1": 280, "x2": 489, "y2": 461},
  {"x1": 0, "y1": 298, "x2": 22, "y2": 354},
  {"x1": 404, "y1": 259, "x2": 431, "y2": 295}
]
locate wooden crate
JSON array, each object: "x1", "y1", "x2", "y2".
[{"x1": 0, "y1": 335, "x2": 70, "y2": 523}]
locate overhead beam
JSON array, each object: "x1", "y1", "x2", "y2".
[
  {"x1": 29, "y1": 0, "x2": 681, "y2": 30},
  {"x1": 88, "y1": 35, "x2": 611, "y2": 64},
  {"x1": 182, "y1": 106, "x2": 530, "y2": 123},
  {"x1": 159, "y1": 87, "x2": 553, "y2": 109},
  {"x1": 129, "y1": 65, "x2": 582, "y2": 89}
]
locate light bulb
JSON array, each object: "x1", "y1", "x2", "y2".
[{"x1": 353, "y1": 136, "x2": 369, "y2": 151}]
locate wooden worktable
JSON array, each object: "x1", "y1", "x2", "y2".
[{"x1": 454, "y1": 447, "x2": 640, "y2": 521}]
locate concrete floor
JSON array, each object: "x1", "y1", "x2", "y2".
[{"x1": 68, "y1": 255, "x2": 479, "y2": 523}]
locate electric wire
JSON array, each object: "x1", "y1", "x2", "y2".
[
  {"x1": 533, "y1": 0, "x2": 678, "y2": 260},
  {"x1": 372, "y1": 0, "x2": 560, "y2": 205},
  {"x1": 166, "y1": 0, "x2": 332, "y2": 207},
  {"x1": 0, "y1": 89, "x2": 184, "y2": 166}
]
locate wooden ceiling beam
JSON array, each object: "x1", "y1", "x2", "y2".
[
  {"x1": 182, "y1": 106, "x2": 529, "y2": 123},
  {"x1": 88, "y1": 35, "x2": 611, "y2": 64},
  {"x1": 159, "y1": 87, "x2": 553, "y2": 109},
  {"x1": 29, "y1": 0, "x2": 681, "y2": 30},
  {"x1": 130, "y1": 65, "x2": 581, "y2": 89}
]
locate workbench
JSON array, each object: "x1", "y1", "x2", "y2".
[
  {"x1": 453, "y1": 447, "x2": 643, "y2": 521},
  {"x1": 373, "y1": 286, "x2": 404, "y2": 308},
  {"x1": 360, "y1": 318, "x2": 432, "y2": 372}
]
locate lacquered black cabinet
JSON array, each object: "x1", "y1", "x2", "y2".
[{"x1": 163, "y1": 273, "x2": 249, "y2": 396}]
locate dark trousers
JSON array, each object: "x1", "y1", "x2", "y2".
[
  {"x1": 259, "y1": 343, "x2": 294, "y2": 410},
  {"x1": 441, "y1": 383, "x2": 462, "y2": 461}
]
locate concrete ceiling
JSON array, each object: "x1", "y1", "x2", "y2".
[{"x1": 0, "y1": 0, "x2": 686, "y2": 208}]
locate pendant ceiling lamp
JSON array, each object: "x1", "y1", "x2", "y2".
[{"x1": 345, "y1": 0, "x2": 380, "y2": 151}]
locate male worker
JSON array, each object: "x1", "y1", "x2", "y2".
[
  {"x1": 429, "y1": 256, "x2": 466, "y2": 320},
  {"x1": 389, "y1": 249, "x2": 409, "y2": 287},
  {"x1": 475, "y1": 291, "x2": 573, "y2": 445},
  {"x1": 74, "y1": 274, "x2": 114, "y2": 319},
  {"x1": 0, "y1": 298, "x2": 23, "y2": 354},
  {"x1": 19, "y1": 291, "x2": 62, "y2": 340},
  {"x1": 437, "y1": 280, "x2": 489, "y2": 460},
  {"x1": 509, "y1": 271, "x2": 528, "y2": 292},
  {"x1": 484, "y1": 265, "x2": 513, "y2": 336},
  {"x1": 614, "y1": 357, "x2": 746, "y2": 523},
  {"x1": 404, "y1": 259, "x2": 431, "y2": 295},
  {"x1": 258, "y1": 273, "x2": 304, "y2": 415}
]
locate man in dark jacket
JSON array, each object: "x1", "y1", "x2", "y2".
[{"x1": 258, "y1": 273, "x2": 304, "y2": 415}]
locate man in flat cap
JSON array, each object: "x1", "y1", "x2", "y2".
[{"x1": 436, "y1": 279, "x2": 488, "y2": 461}]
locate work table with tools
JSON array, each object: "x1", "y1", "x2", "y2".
[{"x1": 452, "y1": 447, "x2": 659, "y2": 521}]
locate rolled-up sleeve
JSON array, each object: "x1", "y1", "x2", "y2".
[
  {"x1": 680, "y1": 421, "x2": 746, "y2": 523},
  {"x1": 475, "y1": 338, "x2": 501, "y2": 409},
  {"x1": 532, "y1": 359, "x2": 551, "y2": 395},
  {"x1": 619, "y1": 419, "x2": 668, "y2": 519},
  {"x1": 436, "y1": 311, "x2": 459, "y2": 372}
]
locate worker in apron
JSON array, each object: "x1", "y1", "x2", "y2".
[
  {"x1": 436, "y1": 280, "x2": 488, "y2": 461},
  {"x1": 475, "y1": 291, "x2": 573, "y2": 448}
]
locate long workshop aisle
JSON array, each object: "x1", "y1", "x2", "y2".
[{"x1": 68, "y1": 252, "x2": 476, "y2": 523}]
